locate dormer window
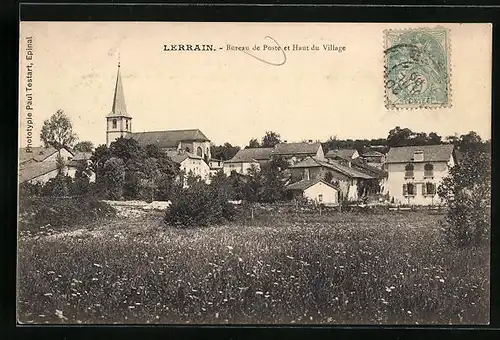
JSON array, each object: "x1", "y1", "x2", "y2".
[
  {"x1": 413, "y1": 151, "x2": 424, "y2": 162},
  {"x1": 424, "y1": 163, "x2": 434, "y2": 178},
  {"x1": 405, "y1": 163, "x2": 414, "y2": 179},
  {"x1": 112, "y1": 119, "x2": 117, "y2": 129}
]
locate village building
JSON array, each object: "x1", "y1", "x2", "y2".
[
  {"x1": 325, "y1": 148, "x2": 360, "y2": 161},
  {"x1": 105, "y1": 62, "x2": 212, "y2": 183},
  {"x1": 66, "y1": 152, "x2": 96, "y2": 182},
  {"x1": 19, "y1": 146, "x2": 74, "y2": 167},
  {"x1": 166, "y1": 151, "x2": 211, "y2": 186},
  {"x1": 223, "y1": 148, "x2": 274, "y2": 176},
  {"x1": 273, "y1": 142, "x2": 325, "y2": 165},
  {"x1": 384, "y1": 144, "x2": 456, "y2": 205},
  {"x1": 289, "y1": 156, "x2": 377, "y2": 201},
  {"x1": 208, "y1": 158, "x2": 224, "y2": 177},
  {"x1": 286, "y1": 178, "x2": 340, "y2": 206},
  {"x1": 360, "y1": 150, "x2": 386, "y2": 168}
]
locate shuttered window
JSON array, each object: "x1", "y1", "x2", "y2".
[{"x1": 403, "y1": 183, "x2": 415, "y2": 196}]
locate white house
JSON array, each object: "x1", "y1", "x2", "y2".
[
  {"x1": 286, "y1": 178, "x2": 340, "y2": 206},
  {"x1": 167, "y1": 151, "x2": 211, "y2": 186},
  {"x1": 209, "y1": 158, "x2": 224, "y2": 177},
  {"x1": 384, "y1": 144, "x2": 456, "y2": 205},
  {"x1": 223, "y1": 148, "x2": 274, "y2": 176}
]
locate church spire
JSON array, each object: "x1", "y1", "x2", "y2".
[{"x1": 109, "y1": 60, "x2": 130, "y2": 117}]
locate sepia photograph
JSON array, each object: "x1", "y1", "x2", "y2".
[{"x1": 17, "y1": 21, "x2": 491, "y2": 325}]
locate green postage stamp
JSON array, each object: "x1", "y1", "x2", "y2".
[{"x1": 384, "y1": 27, "x2": 451, "y2": 109}]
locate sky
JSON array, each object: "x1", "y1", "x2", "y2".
[{"x1": 19, "y1": 22, "x2": 492, "y2": 149}]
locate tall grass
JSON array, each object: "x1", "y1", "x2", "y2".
[{"x1": 17, "y1": 211, "x2": 489, "y2": 325}]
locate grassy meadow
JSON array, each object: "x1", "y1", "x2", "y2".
[{"x1": 17, "y1": 208, "x2": 490, "y2": 325}]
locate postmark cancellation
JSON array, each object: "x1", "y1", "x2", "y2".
[{"x1": 384, "y1": 27, "x2": 451, "y2": 110}]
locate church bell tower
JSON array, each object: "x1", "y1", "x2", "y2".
[{"x1": 106, "y1": 61, "x2": 132, "y2": 146}]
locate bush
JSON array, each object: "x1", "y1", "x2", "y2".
[
  {"x1": 18, "y1": 196, "x2": 116, "y2": 233},
  {"x1": 165, "y1": 182, "x2": 235, "y2": 228},
  {"x1": 40, "y1": 174, "x2": 73, "y2": 197}
]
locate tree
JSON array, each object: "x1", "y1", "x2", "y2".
[
  {"x1": 247, "y1": 138, "x2": 261, "y2": 149},
  {"x1": 457, "y1": 131, "x2": 485, "y2": 153},
  {"x1": 73, "y1": 141, "x2": 94, "y2": 153},
  {"x1": 438, "y1": 149, "x2": 490, "y2": 247},
  {"x1": 40, "y1": 109, "x2": 77, "y2": 150},
  {"x1": 211, "y1": 143, "x2": 240, "y2": 160},
  {"x1": 102, "y1": 157, "x2": 126, "y2": 200},
  {"x1": 108, "y1": 137, "x2": 141, "y2": 164},
  {"x1": 259, "y1": 157, "x2": 287, "y2": 203},
  {"x1": 387, "y1": 126, "x2": 414, "y2": 147},
  {"x1": 261, "y1": 131, "x2": 281, "y2": 148}
]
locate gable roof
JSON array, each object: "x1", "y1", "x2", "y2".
[
  {"x1": 286, "y1": 178, "x2": 339, "y2": 191},
  {"x1": 165, "y1": 150, "x2": 204, "y2": 164},
  {"x1": 349, "y1": 158, "x2": 387, "y2": 178},
  {"x1": 325, "y1": 149, "x2": 358, "y2": 159},
  {"x1": 386, "y1": 144, "x2": 454, "y2": 164},
  {"x1": 225, "y1": 148, "x2": 274, "y2": 163},
  {"x1": 72, "y1": 152, "x2": 93, "y2": 161},
  {"x1": 273, "y1": 142, "x2": 321, "y2": 156},
  {"x1": 19, "y1": 147, "x2": 74, "y2": 164},
  {"x1": 19, "y1": 161, "x2": 60, "y2": 183},
  {"x1": 290, "y1": 157, "x2": 374, "y2": 179},
  {"x1": 128, "y1": 129, "x2": 210, "y2": 149}
]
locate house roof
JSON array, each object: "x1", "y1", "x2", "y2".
[
  {"x1": 349, "y1": 158, "x2": 387, "y2": 178},
  {"x1": 165, "y1": 150, "x2": 204, "y2": 164},
  {"x1": 273, "y1": 142, "x2": 322, "y2": 156},
  {"x1": 386, "y1": 144, "x2": 455, "y2": 164},
  {"x1": 225, "y1": 148, "x2": 274, "y2": 163},
  {"x1": 286, "y1": 178, "x2": 339, "y2": 191},
  {"x1": 128, "y1": 129, "x2": 210, "y2": 149},
  {"x1": 19, "y1": 161, "x2": 59, "y2": 183},
  {"x1": 72, "y1": 152, "x2": 93, "y2": 161},
  {"x1": 361, "y1": 150, "x2": 384, "y2": 157},
  {"x1": 290, "y1": 157, "x2": 375, "y2": 179},
  {"x1": 106, "y1": 64, "x2": 132, "y2": 118},
  {"x1": 325, "y1": 149, "x2": 358, "y2": 159},
  {"x1": 19, "y1": 146, "x2": 74, "y2": 164}
]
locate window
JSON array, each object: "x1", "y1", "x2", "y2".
[
  {"x1": 413, "y1": 151, "x2": 424, "y2": 162},
  {"x1": 126, "y1": 120, "x2": 129, "y2": 130},
  {"x1": 424, "y1": 163, "x2": 434, "y2": 178},
  {"x1": 405, "y1": 163, "x2": 414, "y2": 178},
  {"x1": 318, "y1": 194, "x2": 323, "y2": 202},
  {"x1": 112, "y1": 119, "x2": 117, "y2": 129},
  {"x1": 403, "y1": 183, "x2": 415, "y2": 196},
  {"x1": 423, "y1": 182, "x2": 436, "y2": 196}
]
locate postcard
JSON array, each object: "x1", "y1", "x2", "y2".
[{"x1": 17, "y1": 22, "x2": 491, "y2": 325}]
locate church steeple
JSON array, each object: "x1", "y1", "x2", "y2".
[
  {"x1": 110, "y1": 61, "x2": 130, "y2": 117},
  {"x1": 106, "y1": 61, "x2": 132, "y2": 146}
]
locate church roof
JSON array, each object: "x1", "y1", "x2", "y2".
[
  {"x1": 106, "y1": 64, "x2": 132, "y2": 118},
  {"x1": 128, "y1": 129, "x2": 210, "y2": 149}
]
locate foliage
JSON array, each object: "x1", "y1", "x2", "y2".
[
  {"x1": 19, "y1": 181, "x2": 43, "y2": 197},
  {"x1": 261, "y1": 131, "x2": 281, "y2": 148},
  {"x1": 18, "y1": 196, "x2": 115, "y2": 233},
  {"x1": 246, "y1": 138, "x2": 261, "y2": 149},
  {"x1": 102, "y1": 157, "x2": 126, "y2": 200},
  {"x1": 258, "y1": 157, "x2": 287, "y2": 203},
  {"x1": 165, "y1": 181, "x2": 235, "y2": 228},
  {"x1": 91, "y1": 140, "x2": 180, "y2": 201},
  {"x1": 40, "y1": 109, "x2": 78, "y2": 150},
  {"x1": 40, "y1": 174, "x2": 73, "y2": 197},
  {"x1": 438, "y1": 150, "x2": 491, "y2": 247},
  {"x1": 211, "y1": 143, "x2": 241, "y2": 161},
  {"x1": 73, "y1": 141, "x2": 94, "y2": 153},
  {"x1": 18, "y1": 212, "x2": 489, "y2": 324}
]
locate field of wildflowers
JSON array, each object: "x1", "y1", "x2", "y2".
[{"x1": 17, "y1": 208, "x2": 489, "y2": 325}]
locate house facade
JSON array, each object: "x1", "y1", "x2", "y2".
[
  {"x1": 286, "y1": 178, "x2": 340, "y2": 206},
  {"x1": 223, "y1": 148, "x2": 274, "y2": 176},
  {"x1": 289, "y1": 157, "x2": 376, "y2": 201},
  {"x1": 167, "y1": 151, "x2": 211, "y2": 186},
  {"x1": 384, "y1": 144, "x2": 456, "y2": 205}
]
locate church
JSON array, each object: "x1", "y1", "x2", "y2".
[{"x1": 105, "y1": 62, "x2": 212, "y2": 182}]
